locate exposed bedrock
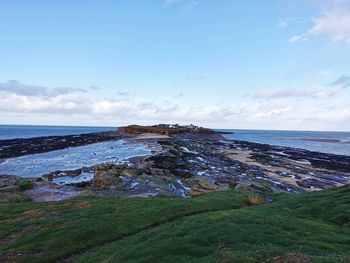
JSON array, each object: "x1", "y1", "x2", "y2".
[
  {"x1": 1, "y1": 126, "x2": 349, "y2": 200},
  {"x1": 0, "y1": 131, "x2": 123, "y2": 159},
  {"x1": 58, "y1": 131, "x2": 349, "y2": 197}
]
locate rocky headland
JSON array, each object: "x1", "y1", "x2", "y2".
[
  {"x1": 117, "y1": 124, "x2": 219, "y2": 135},
  {"x1": 0, "y1": 124, "x2": 349, "y2": 202}
]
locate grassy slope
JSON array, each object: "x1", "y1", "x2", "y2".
[{"x1": 0, "y1": 186, "x2": 349, "y2": 263}]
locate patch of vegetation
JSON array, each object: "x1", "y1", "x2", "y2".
[
  {"x1": 247, "y1": 195, "x2": 265, "y2": 205},
  {"x1": 18, "y1": 180, "x2": 33, "y2": 191},
  {"x1": 118, "y1": 124, "x2": 213, "y2": 135},
  {"x1": 0, "y1": 186, "x2": 349, "y2": 263}
]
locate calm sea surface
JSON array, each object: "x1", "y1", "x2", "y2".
[
  {"x1": 0, "y1": 125, "x2": 115, "y2": 139},
  {"x1": 219, "y1": 129, "x2": 350, "y2": 156}
]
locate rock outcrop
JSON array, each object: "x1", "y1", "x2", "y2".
[
  {"x1": 0, "y1": 131, "x2": 122, "y2": 159},
  {"x1": 91, "y1": 164, "x2": 124, "y2": 189},
  {"x1": 2, "y1": 124, "x2": 349, "y2": 201},
  {"x1": 0, "y1": 175, "x2": 33, "y2": 202},
  {"x1": 117, "y1": 124, "x2": 215, "y2": 135}
]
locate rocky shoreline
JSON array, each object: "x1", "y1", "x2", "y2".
[
  {"x1": 0, "y1": 125, "x2": 349, "y2": 202},
  {"x1": 0, "y1": 131, "x2": 123, "y2": 159}
]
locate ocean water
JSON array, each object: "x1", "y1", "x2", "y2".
[
  {"x1": 0, "y1": 125, "x2": 150, "y2": 179},
  {"x1": 0, "y1": 140, "x2": 151, "y2": 177},
  {"x1": 0, "y1": 125, "x2": 115, "y2": 140},
  {"x1": 219, "y1": 129, "x2": 350, "y2": 156},
  {"x1": 0, "y1": 125, "x2": 349, "y2": 160}
]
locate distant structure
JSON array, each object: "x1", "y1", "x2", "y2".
[
  {"x1": 157, "y1": 124, "x2": 196, "y2": 129},
  {"x1": 118, "y1": 124, "x2": 213, "y2": 135}
]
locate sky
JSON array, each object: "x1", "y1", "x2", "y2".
[{"x1": 0, "y1": 0, "x2": 350, "y2": 131}]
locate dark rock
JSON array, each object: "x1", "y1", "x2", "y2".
[
  {"x1": 91, "y1": 164, "x2": 124, "y2": 189},
  {"x1": 296, "y1": 179, "x2": 336, "y2": 189},
  {"x1": 0, "y1": 131, "x2": 122, "y2": 159},
  {"x1": 0, "y1": 175, "x2": 32, "y2": 202},
  {"x1": 264, "y1": 195, "x2": 273, "y2": 202}
]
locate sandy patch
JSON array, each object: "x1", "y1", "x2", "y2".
[
  {"x1": 134, "y1": 133, "x2": 170, "y2": 140},
  {"x1": 225, "y1": 149, "x2": 302, "y2": 186},
  {"x1": 224, "y1": 150, "x2": 256, "y2": 164}
]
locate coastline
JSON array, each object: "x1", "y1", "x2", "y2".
[
  {"x1": 1, "y1": 126, "x2": 349, "y2": 202},
  {"x1": 0, "y1": 125, "x2": 349, "y2": 262},
  {"x1": 220, "y1": 129, "x2": 350, "y2": 156},
  {"x1": 0, "y1": 131, "x2": 124, "y2": 159}
]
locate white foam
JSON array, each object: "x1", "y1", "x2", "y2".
[
  {"x1": 0, "y1": 140, "x2": 151, "y2": 178},
  {"x1": 52, "y1": 172, "x2": 94, "y2": 185}
]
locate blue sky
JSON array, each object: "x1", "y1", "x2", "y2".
[{"x1": 0, "y1": 0, "x2": 350, "y2": 130}]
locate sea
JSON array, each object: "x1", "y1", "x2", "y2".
[
  {"x1": 0, "y1": 125, "x2": 349, "y2": 180},
  {"x1": 0, "y1": 125, "x2": 150, "y2": 179},
  {"x1": 219, "y1": 129, "x2": 350, "y2": 156},
  {"x1": 0, "y1": 125, "x2": 349, "y2": 156},
  {"x1": 0, "y1": 125, "x2": 115, "y2": 140}
]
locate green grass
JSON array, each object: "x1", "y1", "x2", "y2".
[
  {"x1": 0, "y1": 186, "x2": 349, "y2": 263},
  {"x1": 18, "y1": 180, "x2": 33, "y2": 191}
]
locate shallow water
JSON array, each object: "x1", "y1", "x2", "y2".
[
  {"x1": 0, "y1": 140, "x2": 151, "y2": 177},
  {"x1": 52, "y1": 172, "x2": 94, "y2": 185},
  {"x1": 219, "y1": 129, "x2": 350, "y2": 156}
]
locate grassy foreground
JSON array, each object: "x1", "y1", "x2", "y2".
[{"x1": 0, "y1": 186, "x2": 349, "y2": 263}]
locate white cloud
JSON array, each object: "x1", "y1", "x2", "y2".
[
  {"x1": 289, "y1": 34, "x2": 308, "y2": 42},
  {"x1": 1, "y1": 81, "x2": 349, "y2": 131},
  {"x1": 0, "y1": 93, "x2": 88, "y2": 114},
  {"x1": 0, "y1": 80, "x2": 86, "y2": 97},
  {"x1": 309, "y1": 10, "x2": 350, "y2": 42},
  {"x1": 290, "y1": 2, "x2": 350, "y2": 43},
  {"x1": 254, "y1": 86, "x2": 341, "y2": 99}
]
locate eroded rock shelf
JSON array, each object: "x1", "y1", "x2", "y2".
[{"x1": 0, "y1": 125, "x2": 349, "y2": 202}]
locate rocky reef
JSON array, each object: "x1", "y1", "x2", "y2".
[
  {"x1": 96, "y1": 132, "x2": 349, "y2": 196},
  {"x1": 1, "y1": 124, "x2": 349, "y2": 201},
  {"x1": 0, "y1": 131, "x2": 122, "y2": 159},
  {"x1": 41, "y1": 130, "x2": 350, "y2": 199}
]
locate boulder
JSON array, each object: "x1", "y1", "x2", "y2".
[
  {"x1": 120, "y1": 169, "x2": 141, "y2": 178},
  {"x1": 186, "y1": 176, "x2": 220, "y2": 196},
  {"x1": 91, "y1": 164, "x2": 124, "y2": 189},
  {"x1": 0, "y1": 175, "x2": 32, "y2": 202},
  {"x1": 0, "y1": 191, "x2": 30, "y2": 202},
  {"x1": 0, "y1": 174, "x2": 21, "y2": 192}
]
